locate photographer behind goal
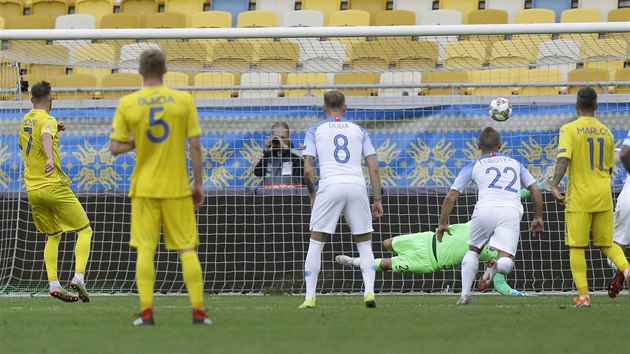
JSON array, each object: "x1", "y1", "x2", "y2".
[{"x1": 253, "y1": 122, "x2": 305, "y2": 188}]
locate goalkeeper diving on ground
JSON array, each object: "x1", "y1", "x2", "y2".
[{"x1": 336, "y1": 185, "x2": 548, "y2": 296}]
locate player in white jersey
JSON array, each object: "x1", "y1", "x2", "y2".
[
  {"x1": 437, "y1": 127, "x2": 544, "y2": 305},
  {"x1": 299, "y1": 90, "x2": 383, "y2": 309},
  {"x1": 607, "y1": 147, "x2": 630, "y2": 298}
]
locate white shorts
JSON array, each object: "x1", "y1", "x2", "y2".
[
  {"x1": 469, "y1": 206, "x2": 522, "y2": 257},
  {"x1": 614, "y1": 183, "x2": 630, "y2": 246},
  {"x1": 309, "y1": 183, "x2": 373, "y2": 235}
]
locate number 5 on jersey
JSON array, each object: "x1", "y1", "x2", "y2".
[{"x1": 147, "y1": 106, "x2": 169, "y2": 143}]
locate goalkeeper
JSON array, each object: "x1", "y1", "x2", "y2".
[{"x1": 336, "y1": 188, "x2": 542, "y2": 296}]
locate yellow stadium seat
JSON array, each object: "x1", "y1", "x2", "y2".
[
  {"x1": 347, "y1": 0, "x2": 388, "y2": 25},
  {"x1": 100, "y1": 13, "x2": 140, "y2": 28},
  {"x1": 21, "y1": 74, "x2": 51, "y2": 100},
  {"x1": 333, "y1": 72, "x2": 380, "y2": 96},
  {"x1": 162, "y1": 41, "x2": 208, "y2": 81},
  {"x1": 208, "y1": 40, "x2": 255, "y2": 71},
  {"x1": 490, "y1": 40, "x2": 537, "y2": 67},
  {"x1": 348, "y1": 41, "x2": 394, "y2": 71},
  {"x1": 255, "y1": 40, "x2": 299, "y2": 71},
  {"x1": 75, "y1": 0, "x2": 114, "y2": 28},
  {"x1": 73, "y1": 43, "x2": 115, "y2": 85},
  {"x1": 567, "y1": 68, "x2": 609, "y2": 94},
  {"x1": 31, "y1": 0, "x2": 69, "y2": 29},
  {"x1": 54, "y1": 73, "x2": 98, "y2": 100},
  {"x1": 422, "y1": 71, "x2": 468, "y2": 95},
  {"x1": 301, "y1": 0, "x2": 341, "y2": 26},
  {"x1": 102, "y1": 72, "x2": 142, "y2": 99},
  {"x1": 329, "y1": 9, "x2": 370, "y2": 26},
  {"x1": 193, "y1": 72, "x2": 235, "y2": 99},
  {"x1": 120, "y1": 0, "x2": 158, "y2": 27},
  {"x1": 513, "y1": 8, "x2": 554, "y2": 47},
  {"x1": 518, "y1": 68, "x2": 562, "y2": 95},
  {"x1": 614, "y1": 68, "x2": 630, "y2": 94},
  {"x1": 394, "y1": 39, "x2": 439, "y2": 70},
  {"x1": 0, "y1": 17, "x2": 4, "y2": 29},
  {"x1": 164, "y1": 71, "x2": 190, "y2": 87},
  {"x1": 146, "y1": 11, "x2": 186, "y2": 28},
  {"x1": 439, "y1": 0, "x2": 479, "y2": 24},
  {"x1": 164, "y1": 0, "x2": 204, "y2": 27},
  {"x1": 469, "y1": 68, "x2": 525, "y2": 96},
  {"x1": 192, "y1": 11, "x2": 232, "y2": 28},
  {"x1": 581, "y1": 39, "x2": 628, "y2": 73},
  {"x1": 560, "y1": 8, "x2": 601, "y2": 44},
  {"x1": 467, "y1": 9, "x2": 509, "y2": 60},
  {"x1": 607, "y1": 8, "x2": 630, "y2": 42},
  {"x1": 284, "y1": 72, "x2": 328, "y2": 97},
  {"x1": 0, "y1": 0, "x2": 24, "y2": 24},
  {"x1": 374, "y1": 10, "x2": 416, "y2": 26},
  {"x1": 1, "y1": 61, "x2": 20, "y2": 99},
  {"x1": 7, "y1": 15, "x2": 50, "y2": 29},
  {"x1": 237, "y1": 10, "x2": 278, "y2": 28},
  {"x1": 444, "y1": 41, "x2": 486, "y2": 69}
]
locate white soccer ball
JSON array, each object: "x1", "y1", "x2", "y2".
[{"x1": 489, "y1": 97, "x2": 512, "y2": 122}]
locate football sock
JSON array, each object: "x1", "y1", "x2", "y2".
[
  {"x1": 374, "y1": 258, "x2": 383, "y2": 272},
  {"x1": 356, "y1": 240, "x2": 375, "y2": 297},
  {"x1": 73, "y1": 273, "x2": 84, "y2": 283},
  {"x1": 461, "y1": 251, "x2": 479, "y2": 297},
  {"x1": 496, "y1": 257, "x2": 514, "y2": 275},
  {"x1": 304, "y1": 238, "x2": 324, "y2": 301},
  {"x1": 74, "y1": 227, "x2": 92, "y2": 275},
  {"x1": 600, "y1": 243, "x2": 630, "y2": 274},
  {"x1": 607, "y1": 258, "x2": 618, "y2": 273},
  {"x1": 569, "y1": 247, "x2": 589, "y2": 296},
  {"x1": 49, "y1": 280, "x2": 61, "y2": 289},
  {"x1": 44, "y1": 233, "x2": 61, "y2": 281},
  {"x1": 136, "y1": 248, "x2": 155, "y2": 311},
  {"x1": 492, "y1": 273, "x2": 512, "y2": 296},
  {"x1": 180, "y1": 251, "x2": 204, "y2": 309}
]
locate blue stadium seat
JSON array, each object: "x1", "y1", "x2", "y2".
[
  {"x1": 531, "y1": 0, "x2": 572, "y2": 22},
  {"x1": 210, "y1": 0, "x2": 250, "y2": 27}
]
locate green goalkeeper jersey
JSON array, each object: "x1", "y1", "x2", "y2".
[{"x1": 435, "y1": 222, "x2": 496, "y2": 270}]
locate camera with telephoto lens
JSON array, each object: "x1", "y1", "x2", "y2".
[{"x1": 271, "y1": 137, "x2": 282, "y2": 149}]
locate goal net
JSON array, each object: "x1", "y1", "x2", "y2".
[{"x1": 1, "y1": 23, "x2": 629, "y2": 295}]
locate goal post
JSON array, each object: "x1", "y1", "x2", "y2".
[{"x1": 0, "y1": 22, "x2": 629, "y2": 295}]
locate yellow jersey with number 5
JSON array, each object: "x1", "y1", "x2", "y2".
[
  {"x1": 19, "y1": 109, "x2": 71, "y2": 191},
  {"x1": 557, "y1": 116, "x2": 614, "y2": 212},
  {"x1": 111, "y1": 86, "x2": 202, "y2": 199}
]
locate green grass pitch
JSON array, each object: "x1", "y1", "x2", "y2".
[{"x1": 1, "y1": 294, "x2": 628, "y2": 354}]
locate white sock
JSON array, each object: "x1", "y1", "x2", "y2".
[
  {"x1": 496, "y1": 257, "x2": 514, "y2": 275},
  {"x1": 74, "y1": 272, "x2": 84, "y2": 283},
  {"x1": 607, "y1": 258, "x2": 619, "y2": 273},
  {"x1": 49, "y1": 280, "x2": 61, "y2": 289},
  {"x1": 351, "y1": 258, "x2": 360, "y2": 268},
  {"x1": 461, "y1": 251, "x2": 479, "y2": 297},
  {"x1": 356, "y1": 240, "x2": 375, "y2": 297},
  {"x1": 304, "y1": 238, "x2": 325, "y2": 301}
]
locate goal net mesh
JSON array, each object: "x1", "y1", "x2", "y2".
[{"x1": 0, "y1": 25, "x2": 629, "y2": 295}]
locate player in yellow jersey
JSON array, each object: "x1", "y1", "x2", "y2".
[
  {"x1": 109, "y1": 49, "x2": 211, "y2": 326},
  {"x1": 550, "y1": 87, "x2": 630, "y2": 307},
  {"x1": 19, "y1": 81, "x2": 93, "y2": 303}
]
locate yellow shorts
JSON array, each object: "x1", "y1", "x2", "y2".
[
  {"x1": 130, "y1": 196, "x2": 199, "y2": 251},
  {"x1": 27, "y1": 185, "x2": 90, "y2": 235},
  {"x1": 565, "y1": 210, "x2": 614, "y2": 247}
]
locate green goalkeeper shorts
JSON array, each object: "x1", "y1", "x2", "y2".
[{"x1": 390, "y1": 232, "x2": 440, "y2": 274}]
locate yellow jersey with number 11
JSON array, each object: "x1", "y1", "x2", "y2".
[{"x1": 111, "y1": 86, "x2": 202, "y2": 199}]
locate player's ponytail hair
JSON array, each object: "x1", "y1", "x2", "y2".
[
  {"x1": 478, "y1": 127, "x2": 501, "y2": 151},
  {"x1": 139, "y1": 49, "x2": 167, "y2": 78},
  {"x1": 31, "y1": 81, "x2": 51, "y2": 104}
]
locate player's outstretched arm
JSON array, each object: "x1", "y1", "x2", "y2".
[
  {"x1": 189, "y1": 136, "x2": 204, "y2": 210},
  {"x1": 620, "y1": 145, "x2": 630, "y2": 174},
  {"x1": 550, "y1": 157, "x2": 569, "y2": 205},
  {"x1": 365, "y1": 155, "x2": 383, "y2": 219},
  {"x1": 437, "y1": 189, "x2": 459, "y2": 242}
]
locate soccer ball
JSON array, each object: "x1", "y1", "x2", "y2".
[{"x1": 489, "y1": 97, "x2": 512, "y2": 122}]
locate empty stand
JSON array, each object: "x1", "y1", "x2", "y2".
[
  {"x1": 392, "y1": 0, "x2": 434, "y2": 25},
  {"x1": 444, "y1": 40, "x2": 486, "y2": 69},
  {"x1": 301, "y1": 0, "x2": 342, "y2": 26},
  {"x1": 393, "y1": 39, "x2": 439, "y2": 70},
  {"x1": 73, "y1": 43, "x2": 115, "y2": 85},
  {"x1": 347, "y1": 0, "x2": 388, "y2": 25},
  {"x1": 208, "y1": 40, "x2": 255, "y2": 71},
  {"x1": 75, "y1": 0, "x2": 115, "y2": 28},
  {"x1": 255, "y1": 0, "x2": 296, "y2": 22},
  {"x1": 537, "y1": 39, "x2": 581, "y2": 82},
  {"x1": 164, "y1": 0, "x2": 205, "y2": 27},
  {"x1": 284, "y1": 72, "x2": 328, "y2": 97},
  {"x1": 531, "y1": 0, "x2": 572, "y2": 23},
  {"x1": 439, "y1": 0, "x2": 479, "y2": 24},
  {"x1": 163, "y1": 71, "x2": 190, "y2": 87},
  {"x1": 146, "y1": 12, "x2": 186, "y2": 28},
  {"x1": 239, "y1": 72, "x2": 281, "y2": 99},
  {"x1": 420, "y1": 10, "x2": 462, "y2": 63},
  {"x1": 210, "y1": 0, "x2": 250, "y2": 27},
  {"x1": 334, "y1": 72, "x2": 380, "y2": 96},
  {"x1": 119, "y1": 0, "x2": 158, "y2": 27},
  {"x1": 237, "y1": 10, "x2": 278, "y2": 27},
  {"x1": 192, "y1": 11, "x2": 232, "y2": 28},
  {"x1": 102, "y1": 72, "x2": 142, "y2": 99},
  {"x1": 31, "y1": 0, "x2": 69, "y2": 29},
  {"x1": 55, "y1": 73, "x2": 98, "y2": 100},
  {"x1": 55, "y1": 14, "x2": 96, "y2": 29},
  {"x1": 422, "y1": 71, "x2": 468, "y2": 95},
  {"x1": 374, "y1": 9, "x2": 416, "y2": 26},
  {"x1": 281, "y1": 10, "x2": 324, "y2": 27},
  {"x1": 0, "y1": 0, "x2": 24, "y2": 25},
  {"x1": 119, "y1": 42, "x2": 161, "y2": 71},
  {"x1": 329, "y1": 9, "x2": 370, "y2": 26},
  {"x1": 378, "y1": 71, "x2": 422, "y2": 97},
  {"x1": 614, "y1": 68, "x2": 630, "y2": 94},
  {"x1": 518, "y1": 68, "x2": 563, "y2": 95},
  {"x1": 193, "y1": 72, "x2": 235, "y2": 99},
  {"x1": 100, "y1": 13, "x2": 140, "y2": 28},
  {"x1": 255, "y1": 40, "x2": 299, "y2": 71},
  {"x1": 567, "y1": 67, "x2": 609, "y2": 94},
  {"x1": 299, "y1": 39, "x2": 346, "y2": 72},
  {"x1": 490, "y1": 40, "x2": 537, "y2": 67},
  {"x1": 484, "y1": 0, "x2": 525, "y2": 23},
  {"x1": 578, "y1": 0, "x2": 618, "y2": 21},
  {"x1": 469, "y1": 67, "x2": 525, "y2": 96}
]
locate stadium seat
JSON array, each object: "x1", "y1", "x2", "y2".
[
  {"x1": 0, "y1": 0, "x2": 23, "y2": 25},
  {"x1": 419, "y1": 10, "x2": 462, "y2": 63},
  {"x1": 237, "y1": 10, "x2": 278, "y2": 28},
  {"x1": 393, "y1": 39, "x2": 439, "y2": 70},
  {"x1": 567, "y1": 67, "x2": 609, "y2": 94},
  {"x1": 484, "y1": 0, "x2": 525, "y2": 23},
  {"x1": 333, "y1": 72, "x2": 380, "y2": 96},
  {"x1": 193, "y1": 72, "x2": 235, "y2": 99},
  {"x1": 443, "y1": 41, "x2": 486, "y2": 69},
  {"x1": 146, "y1": 12, "x2": 186, "y2": 28},
  {"x1": 255, "y1": 40, "x2": 299, "y2": 71},
  {"x1": 75, "y1": 0, "x2": 115, "y2": 28},
  {"x1": 531, "y1": 0, "x2": 572, "y2": 23},
  {"x1": 439, "y1": 0, "x2": 479, "y2": 24},
  {"x1": 378, "y1": 71, "x2": 422, "y2": 97},
  {"x1": 6, "y1": 16, "x2": 50, "y2": 48},
  {"x1": 421, "y1": 71, "x2": 468, "y2": 95},
  {"x1": 284, "y1": 72, "x2": 328, "y2": 97},
  {"x1": 163, "y1": 71, "x2": 190, "y2": 87},
  {"x1": 607, "y1": 8, "x2": 630, "y2": 42},
  {"x1": 0, "y1": 17, "x2": 4, "y2": 30},
  {"x1": 208, "y1": 40, "x2": 255, "y2": 71},
  {"x1": 578, "y1": 0, "x2": 618, "y2": 22},
  {"x1": 20, "y1": 74, "x2": 52, "y2": 100},
  {"x1": 239, "y1": 72, "x2": 281, "y2": 99},
  {"x1": 582, "y1": 39, "x2": 627, "y2": 73},
  {"x1": 24, "y1": 44, "x2": 69, "y2": 79},
  {"x1": 31, "y1": 0, "x2": 69, "y2": 29},
  {"x1": 54, "y1": 73, "x2": 98, "y2": 100},
  {"x1": 537, "y1": 39, "x2": 580, "y2": 82},
  {"x1": 281, "y1": 10, "x2": 324, "y2": 27},
  {"x1": 299, "y1": 39, "x2": 346, "y2": 72},
  {"x1": 162, "y1": 41, "x2": 207, "y2": 81},
  {"x1": 119, "y1": 42, "x2": 161, "y2": 71},
  {"x1": 55, "y1": 14, "x2": 96, "y2": 29},
  {"x1": 348, "y1": 41, "x2": 393, "y2": 71},
  {"x1": 560, "y1": 8, "x2": 602, "y2": 44},
  {"x1": 256, "y1": 0, "x2": 296, "y2": 22},
  {"x1": 518, "y1": 68, "x2": 562, "y2": 95},
  {"x1": 347, "y1": 0, "x2": 388, "y2": 25},
  {"x1": 329, "y1": 9, "x2": 370, "y2": 27},
  {"x1": 374, "y1": 10, "x2": 416, "y2": 26},
  {"x1": 210, "y1": 0, "x2": 250, "y2": 27},
  {"x1": 119, "y1": 0, "x2": 158, "y2": 27},
  {"x1": 513, "y1": 9, "x2": 555, "y2": 47},
  {"x1": 469, "y1": 68, "x2": 525, "y2": 96},
  {"x1": 102, "y1": 72, "x2": 142, "y2": 99},
  {"x1": 467, "y1": 9, "x2": 509, "y2": 61},
  {"x1": 392, "y1": 0, "x2": 433, "y2": 25},
  {"x1": 164, "y1": 0, "x2": 205, "y2": 27},
  {"x1": 490, "y1": 40, "x2": 537, "y2": 67},
  {"x1": 301, "y1": 0, "x2": 342, "y2": 26},
  {"x1": 192, "y1": 11, "x2": 232, "y2": 28},
  {"x1": 614, "y1": 68, "x2": 630, "y2": 94},
  {"x1": 100, "y1": 13, "x2": 140, "y2": 28},
  {"x1": 73, "y1": 43, "x2": 115, "y2": 85}
]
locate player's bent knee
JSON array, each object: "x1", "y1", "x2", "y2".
[
  {"x1": 496, "y1": 257, "x2": 514, "y2": 275},
  {"x1": 383, "y1": 238, "x2": 393, "y2": 250}
]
